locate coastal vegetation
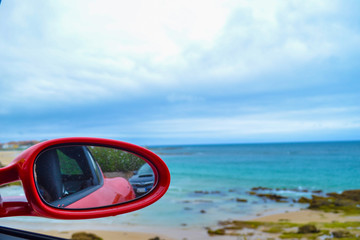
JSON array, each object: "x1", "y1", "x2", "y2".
[{"x1": 88, "y1": 146, "x2": 145, "y2": 172}]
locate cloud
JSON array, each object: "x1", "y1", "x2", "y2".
[
  {"x1": 186, "y1": 0, "x2": 360, "y2": 82},
  {"x1": 2, "y1": 0, "x2": 359, "y2": 109},
  {"x1": 132, "y1": 107, "x2": 360, "y2": 143},
  {"x1": 1, "y1": 0, "x2": 360, "y2": 144}
]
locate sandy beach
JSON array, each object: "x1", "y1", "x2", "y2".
[
  {"x1": 35, "y1": 228, "x2": 217, "y2": 240},
  {"x1": 0, "y1": 150, "x2": 22, "y2": 166},
  {"x1": 1, "y1": 208, "x2": 358, "y2": 240},
  {"x1": 35, "y1": 230, "x2": 173, "y2": 240},
  {"x1": 7, "y1": 209, "x2": 358, "y2": 240},
  {"x1": 0, "y1": 221, "x2": 223, "y2": 240},
  {"x1": 253, "y1": 209, "x2": 360, "y2": 223}
]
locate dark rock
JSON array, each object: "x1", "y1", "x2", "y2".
[
  {"x1": 307, "y1": 191, "x2": 360, "y2": 214},
  {"x1": 327, "y1": 192, "x2": 340, "y2": 198},
  {"x1": 308, "y1": 195, "x2": 333, "y2": 209},
  {"x1": 71, "y1": 232, "x2": 103, "y2": 240},
  {"x1": 290, "y1": 188, "x2": 308, "y2": 193},
  {"x1": 312, "y1": 190, "x2": 322, "y2": 194},
  {"x1": 207, "y1": 228, "x2": 225, "y2": 235},
  {"x1": 332, "y1": 230, "x2": 353, "y2": 238},
  {"x1": 236, "y1": 198, "x2": 248, "y2": 202},
  {"x1": 256, "y1": 193, "x2": 288, "y2": 202},
  {"x1": 251, "y1": 186, "x2": 272, "y2": 191},
  {"x1": 149, "y1": 237, "x2": 161, "y2": 240},
  {"x1": 325, "y1": 190, "x2": 360, "y2": 201},
  {"x1": 194, "y1": 190, "x2": 221, "y2": 195},
  {"x1": 200, "y1": 209, "x2": 206, "y2": 214},
  {"x1": 247, "y1": 191, "x2": 257, "y2": 195},
  {"x1": 218, "y1": 220, "x2": 231, "y2": 226},
  {"x1": 194, "y1": 190, "x2": 209, "y2": 194},
  {"x1": 340, "y1": 189, "x2": 360, "y2": 201},
  {"x1": 297, "y1": 224, "x2": 319, "y2": 234},
  {"x1": 298, "y1": 196, "x2": 311, "y2": 204}
]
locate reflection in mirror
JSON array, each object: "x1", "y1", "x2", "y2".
[{"x1": 34, "y1": 145, "x2": 155, "y2": 209}]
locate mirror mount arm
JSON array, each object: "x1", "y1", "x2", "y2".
[
  {"x1": 0, "y1": 196, "x2": 33, "y2": 217},
  {"x1": 0, "y1": 164, "x2": 33, "y2": 217},
  {"x1": 0, "y1": 164, "x2": 20, "y2": 186}
]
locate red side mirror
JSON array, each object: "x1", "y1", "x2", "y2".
[{"x1": 0, "y1": 137, "x2": 170, "y2": 219}]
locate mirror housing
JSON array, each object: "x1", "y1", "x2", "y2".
[{"x1": 0, "y1": 137, "x2": 170, "y2": 219}]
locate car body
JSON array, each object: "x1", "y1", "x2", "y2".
[{"x1": 129, "y1": 163, "x2": 155, "y2": 197}]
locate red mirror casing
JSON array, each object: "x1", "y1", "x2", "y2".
[{"x1": 0, "y1": 137, "x2": 170, "y2": 219}]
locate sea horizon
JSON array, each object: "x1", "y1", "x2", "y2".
[{"x1": 147, "y1": 139, "x2": 360, "y2": 148}]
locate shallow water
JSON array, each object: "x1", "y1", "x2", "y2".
[{"x1": 139, "y1": 141, "x2": 360, "y2": 227}]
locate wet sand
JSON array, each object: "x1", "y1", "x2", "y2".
[{"x1": 253, "y1": 209, "x2": 360, "y2": 223}]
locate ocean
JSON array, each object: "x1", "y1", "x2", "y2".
[
  {"x1": 1, "y1": 141, "x2": 359, "y2": 228},
  {"x1": 131, "y1": 141, "x2": 360, "y2": 227}
]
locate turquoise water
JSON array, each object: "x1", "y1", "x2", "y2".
[
  {"x1": 1, "y1": 141, "x2": 359, "y2": 228},
  {"x1": 159, "y1": 141, "x2": 360, "y2": 193},
  {"x1": 130, "y1": 141, "x2": 360, "y2": 227}
]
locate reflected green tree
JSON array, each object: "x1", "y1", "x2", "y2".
[{"x1": 88, "y1": 147, "x2": 145, "y2": 172}]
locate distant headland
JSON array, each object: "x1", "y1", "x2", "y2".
[{"x1": 0, "y1": 140, "x2": 40, "y2": 150}]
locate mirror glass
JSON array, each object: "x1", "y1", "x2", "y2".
[{"x1": 34, "y1": 145, "x2": 156, "y2": 209}]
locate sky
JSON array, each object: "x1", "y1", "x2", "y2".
[{"x1": 0, "y1": 0, "x2": 359, "y2": 146}]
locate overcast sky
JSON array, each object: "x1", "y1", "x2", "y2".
[{"x1": 0, "y1": 0, "x2": 359, "y2": 145}]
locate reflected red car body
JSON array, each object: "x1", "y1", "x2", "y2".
[
  {"x1": 35, "y1": 145, "x2": 137, "y2": 209},
  {"x1": 67, "y1": 177, "x2": 135, "y2": 209}
]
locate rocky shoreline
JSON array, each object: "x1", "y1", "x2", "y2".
[
  {"x1": 208, "y1": 220, "x2": 360, "y2": 239},
  {"x1": 205, "y1": 186, "x2": 360, "y2": 239},
  {"x1": 247, "y1": 187, "x2": 360, "y2": 214}
]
